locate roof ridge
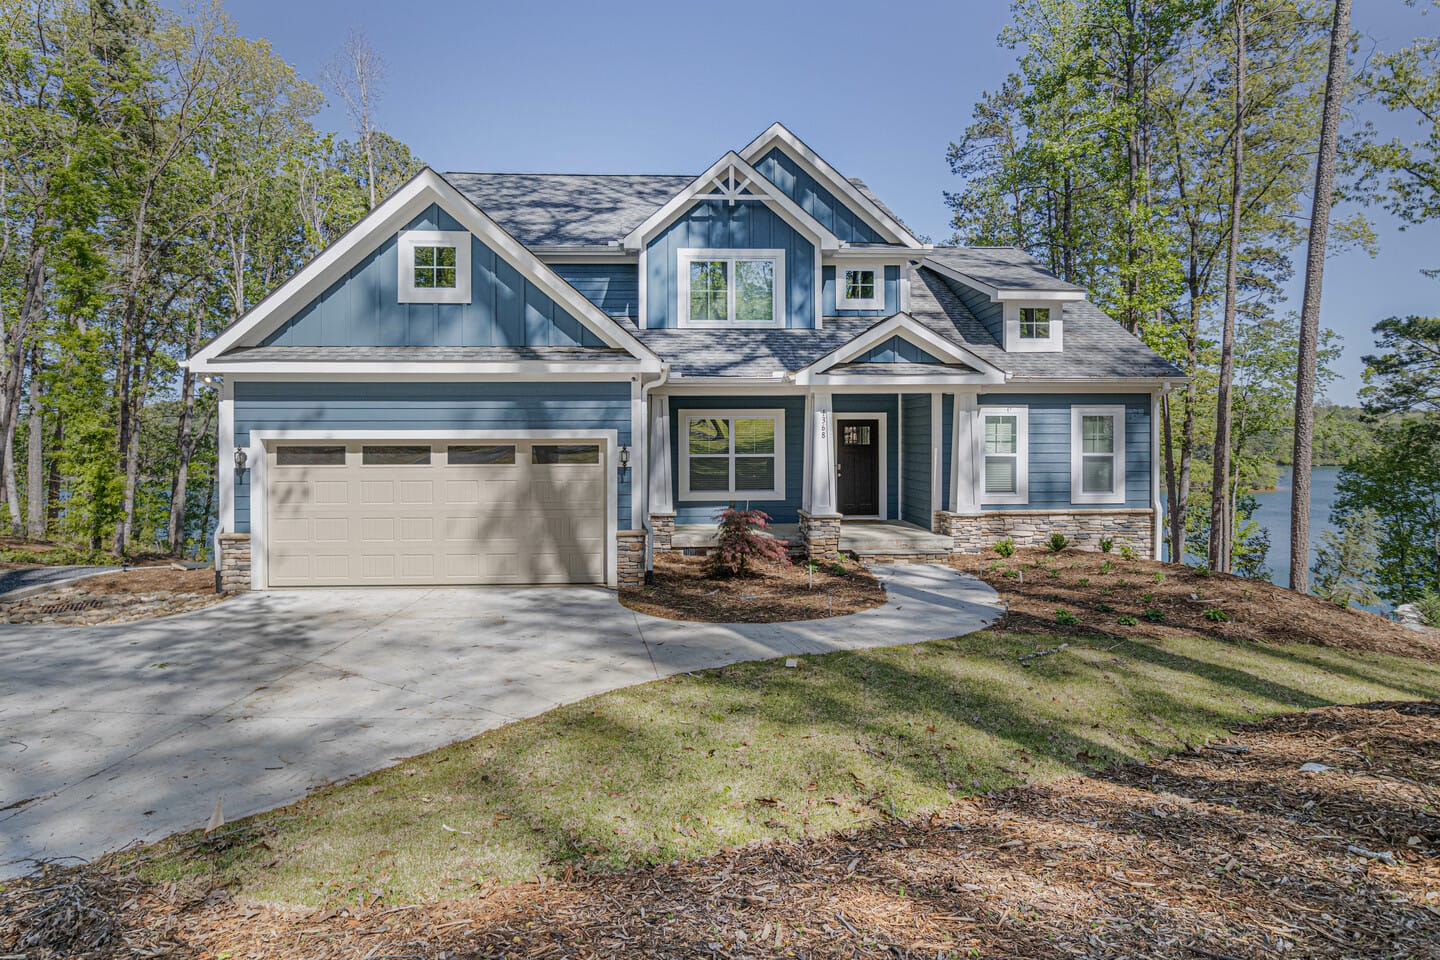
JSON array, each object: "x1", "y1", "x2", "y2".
[{"x1": 444, "y1": 171, "x2": 698, "y2": 179}]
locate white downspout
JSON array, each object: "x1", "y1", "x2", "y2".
[{"x1": 640, "y1": 365, "x2": 671, "y2": 585}]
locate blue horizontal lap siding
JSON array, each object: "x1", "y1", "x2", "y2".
[
  {"x1": 978, "y1": 394, "x2": 1151, "y2": 510},
  {"x1": 233, "y1": 381, "x2": 632, "y2": 531},
  {"x1": 668, "y1": 395, "x2": 805, "y2": 525},
  {"x1": 822, "y1": 265, "x2": 901, "y2": 318},
  {"x1": 834, "y1": 394, "x2": 900, "y2": 519},
  {"x1": 551, "y1": 263, "x2": 638, "y2": 317},
  {"x1": 753, "y1": 147, "x2": 884, "y2": 244},
  {"x1": 646, "y1": 201, "x2": 816, "y2": 329},
  {"x1": 264, "y1": 205, "x2": 604, "y2": 348},
  {"x1": 943, "y1": 275, "x2": 1004, "y2": 342},
  {"x1": 900, "y1": 395, "x2": 932, "y2": 528}
]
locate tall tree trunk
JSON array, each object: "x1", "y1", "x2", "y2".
[
  {"x1": 167, "y1": 365, "x2": 197, "y2": 555},
  {"x1": 1210, "y1": 0, "x2": 1245, "y2": 574},
  {"x1": 0, "y1": 230, "x2": 45, "y2": 512},
  {"x1": 46, "y1": 413, "x2": 62, "y2": 529},
  {"x1": 25, "y1": 345, "x2": 44, "y2": 539},
  {"x1": 3, "y1": 414, "x2": 19, "y2": 535},
  {"x1": 1290, "y1": 0, "x2": 1352, "y2": 594}
]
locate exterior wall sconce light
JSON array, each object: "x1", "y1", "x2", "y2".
[
  {"x1": 234, "y1": 446, "x2": 248, "y2": 476},
  {"x1": 618, "y1": 446, "x2": 631, "y2": 471}
]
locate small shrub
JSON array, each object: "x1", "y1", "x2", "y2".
[
  {"x1": 1152, "y1": 571, "x2": 1166, "y2": 584},
  {"x1": 1415, "y1": 592, "x2": 1440, "y2": 627},
  {"x1": 1047, "y1": 532, "x2": 1069, "y2": 553},
  {"x1": 1117, "y1": 615, "x2": 1139, "y2": 626},
  {"x1": 829, "y1": 561, "x2": 847, "y2": 576},
  {"x1": 1055, "y1": 609, "x2": 1081, "y2": 625},
  {"x1": 1002, "y1": 568, "x2": 1020, "y2": 579},
  {"x1": 706, "y1": 506, "x2": 790, "y2": 577},
  {"x1": 1099, "y1": 559, "x2": 1114, "y2": 574},
  {"x1": 1047, "y1": 568, "x2": 1061, "y2": 578},
  {"x1": 1094, "y1": 602, "x2": 1114, "y2": 613},
  {"x1": 1195, "y1": 565, "x2": 1212, "y2": 578},
  {"x1": 1099, "y1": 536, "x2": 1114, "y2": 553},
  {"x1": 1118, "y1": 544, "x2": 1137, "y2": 561},
  {"x1": 994, "y1": 537, "x2": 1016, "y2": 558},
  {"x1": 1203, "y1": 608, "x2": 1230, "y2": 622},
  {"x1": 1099, "y1": 587, "x2": 1114, "y2": 597},
  {"x1": 1142, "y1": 592, "x2": 1155, "y2": 604},
  {"x1": 1142, "y1": 607, "x2": 1165, "y2": 623},
  {"x1": 1116, "y1": 579, "x2": 1132, "y2": 589},
  {"x1": 1077, "y1": 577, "x2": 1090, "y2": 587}
]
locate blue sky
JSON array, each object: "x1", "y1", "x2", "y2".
[{"x1": 220, "y1": 0, "x2": 1439, "y2": 404}]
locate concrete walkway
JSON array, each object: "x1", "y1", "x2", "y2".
[{"x1": 0, "y1": 564, "x2": 1001, "y2": 877}]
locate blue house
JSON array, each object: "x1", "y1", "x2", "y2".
[{"x1": 190, "y1": 123, "x2": 1180, "y2": 591}]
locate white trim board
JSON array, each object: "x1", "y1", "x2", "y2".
[
  {"x1": 739, "y1": 123, "x2": 926, "y2": 249},
  {"x1": 833, "y1": 261, "x2": 885, "y2": 311},
  {"x1": 795, "y1": 312, "x2": 1008, "y2": 384},
  {"x1": 243, "y1": 428, "x2": 620, "y2": 590},
  {"x1": 833, "y1": 411, "x2": 889, "y2": 520},
  {"x1": 190, "y1": 169, "x2": 660, "y2": 371},
  {"x1": 622, "y1": 152, "x2": 842, "y2": 253}
]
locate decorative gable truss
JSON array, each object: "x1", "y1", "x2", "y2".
[
  {"x1": 793, "y1": 313, "x2": 1008, "y2": 386},
  {"x1": 189, "y1": 168, "x2": 661, "y2": 375}
]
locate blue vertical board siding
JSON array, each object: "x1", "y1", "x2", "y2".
[
  {"x1": 822, "y1": 265, "x2": 901, "y2": 317},
  {"x1": 232, "y1": 380, "x2": 633, "y2": 531},
  {"x1": 978, "y1": 394, "x2": 1151, "y2": 509},
  {"x1": 833, "y1": 394, "x2": 900, "y2": 519},
  {"x1": 855, "y1": 335, "x2": 942, "y2": 365},
  {"x1": 645, "y1": 201, "x2": 816, "y2": 329},
  {"x1": 263, "y1": 205, "x2": 606, "y2": 349},
  {"x1": 938, "y1": 273, "x2": 1003, "y2": 342},
  {"x1": 753, "y1": 147, "x2": 885, "y2": 244},
  {"x1": 550, "y1": 263, "x2": 638, "y2": 317},
  {"x1": 900, "y1": 395, "x2": 932, "y2": 527},
  {"x1": 667, "y1": 395, "x2": 805, "y2": 524}
]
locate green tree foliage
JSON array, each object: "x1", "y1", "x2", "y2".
[
  {"x1": 0, "y1": 0, "x2": 422, "y2": 557},
  {"x1": 1311, "y1": 507, "x2": 1381, "y2": 608},
  {"x1": 1330, "y1": 419, "x2": 1440, "y2": 605},
  {"x1": 1184, "y1": 487, "x2": 1271, "y2": 579},
  {"x1": 1360, "y1": 316, "x2": 1440, "y2": 418}
]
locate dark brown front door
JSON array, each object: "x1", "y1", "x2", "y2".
[{"x1": 837, "y1": 419, "x2": 880, "y2": 515}]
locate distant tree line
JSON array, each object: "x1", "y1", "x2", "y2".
[{"x1": 0, "y1": 1, "x2": 420, "y2": 559}]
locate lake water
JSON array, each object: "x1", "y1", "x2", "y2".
[{"x1": 1250, "y1": 464, "x2": 1343, "y2": 592}]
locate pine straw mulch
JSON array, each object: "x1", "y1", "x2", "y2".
[
  {"x1": 953, "y1": 547, "x2": 1440, "y2": 662},
  {"x1": 620, "y1": 553, "x2": 887, "y2": 622},
  {"x1": 5, "y1": 700, "x2": 1437, "y2": 959}
]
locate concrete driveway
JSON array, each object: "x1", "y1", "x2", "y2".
[{"x1": 0, "y1": 564, "x2": 1001, "y2": 876}]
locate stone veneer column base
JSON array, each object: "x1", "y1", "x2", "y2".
[
  {"x1": 617, "y1": 530, "x2": 646, "y2": 589},
  {"x1": 217, "y1": 532, "x2": 252, "y2": 593},
  {"x1": 648, "y1": 513, "x2": 675, "y2": 553},
  {"x1": 936, "y1": 508, "x2": 1157, "y2": 559},
  {"x1": 798, "y1": 510, "x2": 843, "y2": 559}
]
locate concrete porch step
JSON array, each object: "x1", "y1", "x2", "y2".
[{"x1": 839, "y1": 521, "x2": 953, "y2": 555}]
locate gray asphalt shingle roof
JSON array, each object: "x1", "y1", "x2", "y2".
[
  {"x1": 925, "y1": 247, "x2": 1086, "y2": 293},
  {"x1": 442, "y1": 172, "x2": 694, "y2": 246}
]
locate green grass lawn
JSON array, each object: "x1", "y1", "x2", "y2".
[{"x1": 134, "y1": 628, "x2": 1440, "y2": 907}]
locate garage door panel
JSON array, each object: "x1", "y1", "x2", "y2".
[{"x1": 268, "y1": 439, "x2": 606, "y2": 587}]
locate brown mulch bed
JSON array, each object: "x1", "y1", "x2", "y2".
[
  {"x1": 0, "y1": 567, "x2": 224, "y2": 625},
  {"x1": 6, "y1": 700, "x2": 1437, "y2": 958},
  {"x1": 953, "y1": 547, "x2": 1440, "y2": 662},
  {"x1": 620, "y1": 553, "x2": 887, "y2": 622}
]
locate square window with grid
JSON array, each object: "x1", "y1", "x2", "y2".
[
  {"x1": 1019, "y1": 307, "x2": 1051, "y2": 339},
  {"x1": 413, "y1": 245, "x2": 457, "y2": 289}
]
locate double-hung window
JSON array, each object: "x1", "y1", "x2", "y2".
[
  {"x1": 835, "y1": 263, "x2": 885, "y2": 310},
  {"x1": 978, "y1": 407, "x2": 1028, "y2": 504},
  {"x1": 397, "y1": 230, "x2": 471, "y2": 304},
  {"x1": 678, "y1": 249, "x2": 784, "y2": 327},
  {"x1": 679, "y1": 409, "x2": 785, "y2": 500},
  {"x1": 1071, "y1": 405, "x2": 1126, "y2": 503}
]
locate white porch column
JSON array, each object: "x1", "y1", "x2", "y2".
[
  {"x1": 930, "y1": 392, "x2": 944, "y2": 519},
  {"x1": 807, "y1": 390, "x2": 838, "y2": 516},
  {"x1": 951, "y1": 392, "x2": 980, "y2": 515},
  {"x1": 647, "y1": 396, "x2": 673, "y2": 515}
]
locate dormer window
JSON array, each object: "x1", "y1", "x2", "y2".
[
  {"x1": 397, "y1": 230, "x2": 471, "y2": 304},
  {"x1": 1019, "y1": 307, "x2": 1051, "y2": 339},
  {"x1": 835, "y1": 263, "x2": 885, "y2": 310},
  {"x1": 677, "y1": 248, "x2": 785, "y2": 327}
]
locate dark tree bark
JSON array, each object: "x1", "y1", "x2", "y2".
[
  {"x1": 1210, "y1": 0, "x2": 1245, "y2": 574},
  {"x1": 25, "y1": 345, "x2": 44, "y2": 539},
  {"x1": 1289, "y1": 0, "x2": 1352, "y2": 593}
]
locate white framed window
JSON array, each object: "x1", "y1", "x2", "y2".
[
  {"x1": 397, "y1": 230, "x2": 472, "y2": 304},
  {"x1": 835, "y1": 262, "x2": 885, "y2": 310},
  {"x1": 1071, "y1": 405, "x2": 1126, "y2": 504},
  {"x1": 677, "y1": 248, "x2": 785, "y2": 327},
  {"x1": 978, "y1": 406, "x2": 1028, "y2": 504},
  {"x1": 1019, "y1": 307, "x2": 1051, "y2": 339},
  {"x1": 678, "y1": 408, "x2": 786, "y2": 500}
]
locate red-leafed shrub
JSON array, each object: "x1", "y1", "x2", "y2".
[{"x1": 706, "y1": 506, "x2": 791, "y2": 578}]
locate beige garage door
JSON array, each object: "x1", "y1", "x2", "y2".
[{"x1": 265, "y1": 440, "x2": 606, "y2": 586}]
